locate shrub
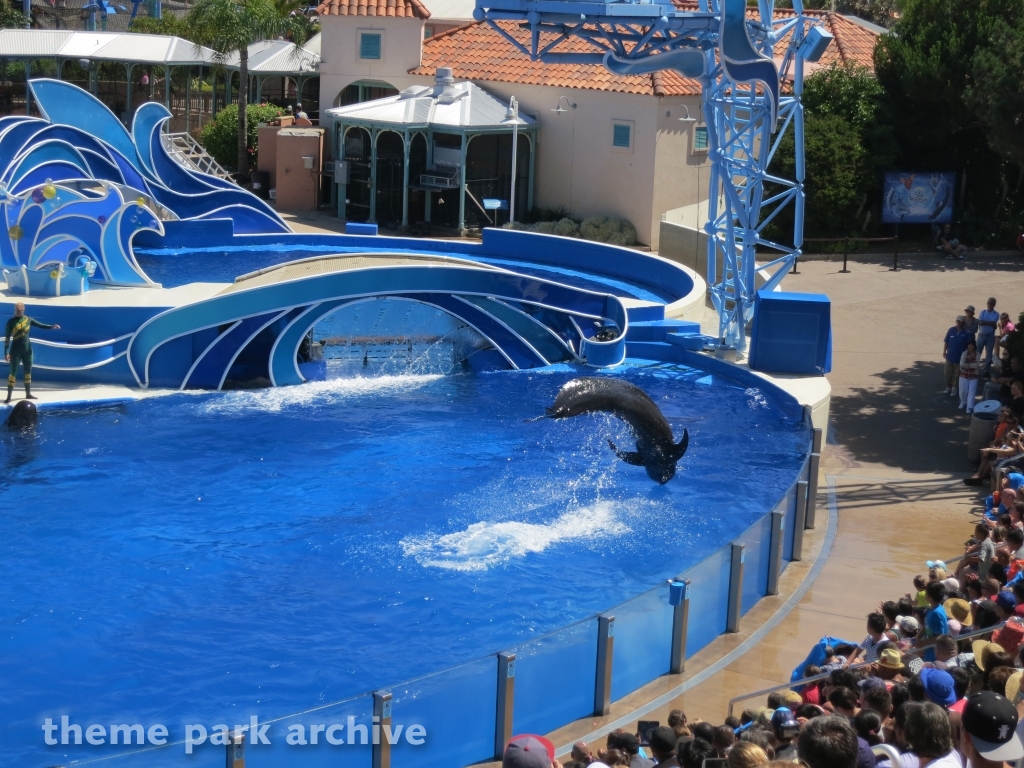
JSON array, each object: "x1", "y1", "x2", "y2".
[
  {"x1": 199, "y1": 102, "x2": 284, "y2": 171},
  {"x1": 504, "y1": 214, "x2": 637, "y2": 246}
]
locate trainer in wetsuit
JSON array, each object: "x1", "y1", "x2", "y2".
[{"x1": 4, "y1": 302, "x2": 59, "y2": 403}]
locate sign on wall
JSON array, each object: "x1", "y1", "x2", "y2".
[{"x1": 882, "y1": 172, "x2": 955, "y2": 224}]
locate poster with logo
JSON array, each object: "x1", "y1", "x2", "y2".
[{"x1": 882, "y1": 172, "x2": 955, "y2": 223}]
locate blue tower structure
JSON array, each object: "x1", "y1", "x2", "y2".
[{"x1": 472, "y1": 0, "x2": 833, "y2": 349}]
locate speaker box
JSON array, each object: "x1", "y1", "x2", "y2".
[{"x1": 748, "y1": 289, "x2": 832, "y2": 375}]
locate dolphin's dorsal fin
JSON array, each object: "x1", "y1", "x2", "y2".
[{"x1": 673, "y1": 429, "x2": 689, "y2": 460}]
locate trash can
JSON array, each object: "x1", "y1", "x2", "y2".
[
  {"x1": 975, "y1": 399, "x2": 1002, "y2": 415},
  {"x1": 969, "y1": 410, "x2": 999, "y2": 462},
  {"x1": 250, "y1": 170, "x2": 271, "y2": 200}
]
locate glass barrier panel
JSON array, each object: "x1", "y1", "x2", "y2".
[
  {"x1": 390, "y1": 655, "x2": 498, "y2": 768},
  {"x1": 610, "y1": 584, "x2": 673, "y2": 701},
  {"x1": 511, "y1": 618, "x2": 599, "y2": 736}
]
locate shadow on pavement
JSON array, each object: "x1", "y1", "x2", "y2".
[{"x1": 830, "y1": 359, "x2": 975, "y2": 474}]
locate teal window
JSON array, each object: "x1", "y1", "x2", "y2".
[
  {"x1": 612, "y1": 123, "x2": 631, "y2": 149},
  {"x1": 693, "y1": 125, "x2": 708, "y2": 152},
  {"x1": 360, "y1": 33, "x2": 382, "y2": 60}
]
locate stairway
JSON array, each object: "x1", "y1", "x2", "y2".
[{"x1": 161, "y1": 132, "x2": 234, "y2": 181}]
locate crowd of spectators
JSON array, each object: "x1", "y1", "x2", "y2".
[
  {"x1": 943, "y1": 298, "x2": 1023, "y2": 422},
  {"x1": 501, "y1": 508, "x2": 1024, "y2": 768}
]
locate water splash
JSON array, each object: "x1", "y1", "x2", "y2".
[
  {"x1": 199, "y1": 373, "x2": 444, "y2": 414},
  {"x1": 400, "y1": 501, "x2": 630, "y2": 571}
]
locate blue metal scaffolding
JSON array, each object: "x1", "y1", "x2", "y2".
[{"x1": 472, "y1": 0, "x2": 832, "y2": 349}]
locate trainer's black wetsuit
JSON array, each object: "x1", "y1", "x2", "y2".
[{"x1": 5, "y1": 315, "x2": 54, "y2": 393}]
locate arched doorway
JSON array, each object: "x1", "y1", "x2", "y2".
[
  {"x1": 375, "y1": 131, "x2": 405, "y2": 227},
  {"x1": 342, "y1": 126, "x2": 372, "y2": 223},
  {"x1": 334, "y1": 80, "x2": 398, "y2": 107}
]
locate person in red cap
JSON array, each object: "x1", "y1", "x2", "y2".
[
  {"x1": 961, "y1": 691, "x2": 1024, "y2": 768},
  {"x1": 503, "y1": 734, "x2": 561, "y2": 768}
]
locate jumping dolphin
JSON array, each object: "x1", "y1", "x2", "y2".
[
  {"x1": 543, "y1": 377, "x2": 688, "y2": 484},
  {"x1": 6, "y1": 400, "x2": 37, "y2": 429}
]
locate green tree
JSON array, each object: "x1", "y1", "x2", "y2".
[
  {"x1": 0, "y1": 0, "x2": 28, "y2": 29},
  {"x1": 200, "y1": 102, "x2": 283, "y2": 170},
  {"x1": 873, "y1": 0, "x2": 1024, "y2": 234},
  {"x1": 186, "y1": 0, "x2": 308, "y2": 173},
  {"x1": 967, "y1": 23, "x2": 1024, "y2": 169},
  {"x1": 129, "y1": 15, "x2": 193, "y2": 38}
]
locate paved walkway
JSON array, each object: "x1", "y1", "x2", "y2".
[{"x1": 508, "y1": 254, "x2": 1016, "y2": 761}]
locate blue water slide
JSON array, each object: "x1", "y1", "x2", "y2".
[
  {"x1": 128, "y1": 263, "x2": 630, "y2": 388},
  {"x1": 183, "y1": 311, "x2": 286, "y2": 389}
]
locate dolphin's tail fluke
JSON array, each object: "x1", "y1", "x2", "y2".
[{"x1": 673, "y1": 429, "x2": 689, "y2": 460}]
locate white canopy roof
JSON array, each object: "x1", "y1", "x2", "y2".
[
  {"x1": 0, "y1": 28, "x2": 218, "y2": 65},
  {"x1": 326, "y1": 69, "x2": 535, "y2": 131},
  {"x1": 222, "y1": 33, "x2": 321, "y2": 76},
  {"x1": 421, "y1": 0, "x2": 476, "y2": 20}
]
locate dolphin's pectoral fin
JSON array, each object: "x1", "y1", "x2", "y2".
[
  {"x1": 608, "y1": 439, "x2": 644, "y2": 466},
  {"x1": 673, "y1": 429, "x2": 689, "y2": 461}
]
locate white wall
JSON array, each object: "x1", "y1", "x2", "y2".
[{"x1": 318, "y1": 16, "x2": 712, "y2": 247}]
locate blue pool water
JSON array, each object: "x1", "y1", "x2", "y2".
[{"x1": 1, "y1": 362, "x2": 805, "y2": 766}]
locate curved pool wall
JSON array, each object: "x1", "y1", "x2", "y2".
[
  {"x1": 6, "y1": 229, "x2": 707, "y2": 388},
  {"x1": 5, "y1": 231, "x2": 822, "y2": 768}
]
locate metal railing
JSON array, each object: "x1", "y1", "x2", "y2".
[
  {"x1": 801, "y1": 236, "x2": 901, "y2": 273},
  {"x1": 161, "y1": 131, "x2": 233, "y2": 181},
  {"x1": 726, "y1": 620, "x2": 1008, "y2": 716},
  {"x1": 872, "y1": 744, "x2": 903, "y2": 765}
]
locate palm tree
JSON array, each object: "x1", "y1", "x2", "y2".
[{"x1": 188, "y1": 0, "x2": 308, "y2": 175}]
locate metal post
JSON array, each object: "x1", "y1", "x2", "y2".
[
  {"x1": 839, "y1": 237, "x2": 850, "y2": 273},
  {"x1": 793, "y1": 479, "x2": 808, "y2": 561},
  {"x1": 890, "y1": 226, "x2": 900, "y2": 271},
  {"x1": 23, "y1": 59, "x2": 30, "y2": 115},
  {"x1": 226, "y1": 730, "x2": 245, "y2": 768},
  {"x1": 526, "y1": 133, "x2": 535, "y2": 212},
  {"x1": 727, "y1": 542, "x2": 745, "y2": 633},
  {"x1": 372, "y1": 690, "x2": 392, "y2": 768},
  {"x1": 669, "y1": 579, "x2": 690, "y2": 674},
  {"x1": 509, "y1": 97, "x2": 518, "y2": 223},
  {"x1": 369, "y1": 128, "x2": 378, "y2": 223},
  {"x1": 124, "y1": 63, "x2": 132, "y2": 121},
  {"x1": 164, "y1": 65, "x2": 170, "y2": 111},
  {"x1": 767, "y1": 509, "x2": 785, "y2": 595},
  {"x1": 495, "y1": 652, "x2": 515, "y2": 759},
  {"x1": 805, "y1": 428, "x2": 822, "y2": 529},
  {"x1": 458, "y1": 132, "x2": 467, "y2": 232},
  {"x1": 401, "y1": 129, "x2": 410, "y2": 228},
  {"x1": 791, "y1": 255, "x2": 799, "y2": 274},
  {"x1": 184, "y1": 65, "x2": 191, "y2": 134},
  {"x1": 594, "y1": 614, "x2": 615, "y2": 716}
]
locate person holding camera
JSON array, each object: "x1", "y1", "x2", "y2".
[{"x1": 769, "y1": 708, "x2": 799, "y2": 760}]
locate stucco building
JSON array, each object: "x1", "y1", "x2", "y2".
[{"x1": 316, "y1": 0, "x2": 879, "y2": 247}]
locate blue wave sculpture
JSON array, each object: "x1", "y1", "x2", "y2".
[{"x1": 0, "y1": 180, "x2": 161, "y2": 291}]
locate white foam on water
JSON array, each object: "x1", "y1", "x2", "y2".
[
  {"x1": 399, "y1": 501, "x2": 629, "y2": 572},
  {"x1": 200, "y1": 374, "x2": 444, "y2": 414}
]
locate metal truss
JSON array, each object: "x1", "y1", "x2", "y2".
[{"x1": 473, "y1": 0, "x2": 830, "y2": 349}]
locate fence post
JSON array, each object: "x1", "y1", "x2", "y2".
[
  {"x1": 595, "y1": 615, "x2": 615, "y2": 716},
  {"x1": 226, "y1": 731, "x2": 245, "y2": 768},
  {"x1": 839, "y1": 237, "x2": 850, "y2": 273},
  {"x1": 793, "y1": 479, "x2": 808, "y2": 561},
  {"x1": 669, "y1": 579, "x2": 690, "y2": 674},
  {"x1": 890, "y1": 228, "x2": 900, "y2": 272},
  {"x1": 767, "y1": 509, "x2": 785, "y2": 595},
  {"x1": 805, "y1": 428, "x2": 822, "y2": 529},
  {"x1": 727, "y1": 543, "x2": 745, "y2": 633},
  {"x1": 495, "y1": 652, "x2": 515, "y2": 759},
  {"x1": 372, "y1": 691, "x2": 392, "y2": 768}
]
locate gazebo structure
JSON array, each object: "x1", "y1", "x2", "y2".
[
  {"x1": 326, "y1": 67, "x2": 536, "y2": 232},
  {"x1": 223, "y1": 33, "x2": 321, "y2": 120},
  {"x1": 0, "y1": 29, "x2": 219, "y2": 126}
]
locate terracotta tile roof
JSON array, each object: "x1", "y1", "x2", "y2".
[
  {"x1": 413, "y1": 9, "x2": 878, "y2": 96},
  {"x1": 413, "y1": 20, "x2": 700, "y2": 96},
  {"x1": 316, "y1": 0, "x2": 430, "y2": 19}
]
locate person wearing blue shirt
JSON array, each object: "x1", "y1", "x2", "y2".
[
  {"x1": 943, "y1": 316, "x2": 975, "y2": 396},
  {"x1": 978, "y1": 297, "x2": 1000, "y2": 372},
  {"x1": 919, "y1": 582, "x2": 948, "y2": 662}
]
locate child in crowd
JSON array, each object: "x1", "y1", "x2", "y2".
[{"x1": 912, "y1": 575, "x2": 928, "y2": 607}]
